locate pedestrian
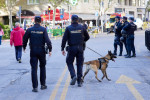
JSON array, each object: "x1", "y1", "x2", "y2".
[
  {"x1": 113, "y1": 16, "x2": 123, "y2": 56},
  {"x1": 23, "y1": 16, "x2": 52, "y2": 92},
  {"x1": 123, "y1": 17, "x2": 137, "y2": 58},
  {"x1": 121, "y1": 16, "x2": 129, "y2": 56},
  {"x1": 61, "y1": 15, "x2": 90, "y2": 87},
  {"x1": 106, "y1": 21, "x2": 110, "y2": 34},
  {"x1": 0, "y1": 25, "x2": 4, "y2": 45},
  {"x1": 10, "y1": 22, "x2": 25, "y2": 63},
  {"x1": 83, "y1": 21, "x2": 88, "y2": 30}
]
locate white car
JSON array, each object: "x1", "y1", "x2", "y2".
[{"x1": 134, "y1": 18, "x2": 143, "y2": 30}]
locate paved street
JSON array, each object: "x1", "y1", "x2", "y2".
[{"x1": 0, "y1": 30, "x2": 150, "y2": 100}]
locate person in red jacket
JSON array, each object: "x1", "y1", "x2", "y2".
[{"x1": 10, "y1": 22, "x2": 25, "y2": 63}]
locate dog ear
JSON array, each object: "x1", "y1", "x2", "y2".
[{"x1": 108, "y1": 50, "x2": 111, "y2": 54}]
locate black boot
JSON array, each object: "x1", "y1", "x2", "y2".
[
  {"x1": 41, "y1": 85, "x2": 47, "y2": 90},
  {"x1": 113, "y1": 51, "x2": 117, "y2": 55},
  {"x1": 131, "y1": 54, "x2": 136, "y2": 57},
  {"x1": 78, "y1": 80, "x2": 83, "y2": 87},
  {"x1": 125, "y1": 55, "x2": 131, "y2": 58},
  {"x1": 18, "y1": 58, "x2": 21, "y2": 63},
  {"x1": 32, "y1": 88, "x2": 38, "y2": 92},
  {"x1": 70, "y1": 76, "x2": 77, "y2": 85},
  {"x1": 119, "y1": 52, "x2": 122, "y2": 56}
]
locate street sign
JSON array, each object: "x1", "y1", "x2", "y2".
[
  {"x1": 71, "y1": 0, "x2": 77, "y2": 6},
  {"x1": 95, "y1": 11, "x2": 99, "y2": 17},
  {"x1": 60, "y1": 15, "x2": 64, "y2": 19}
]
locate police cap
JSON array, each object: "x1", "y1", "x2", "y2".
[
  {"x1": 71, "y1": 15, "x2": 79, "y2": 21},
  {"x1": 129, "y1": 17, "x2": 134, "y2": 21},
  {"x1": 115, "y1": 16, "x2": 120, "y2": 20},
  {"x1": 123, "y1": 16, "x2": 127, "y2": 20},
  {"x1": 35, "y1": 16, "x2": 42, "y2": 23}
]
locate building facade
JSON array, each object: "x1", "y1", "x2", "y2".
[{"x1": 0, "y1": 0, "x2": 148, "y2": 25}]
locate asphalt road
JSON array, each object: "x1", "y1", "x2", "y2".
[{"x1": 0, "y1": 30, "x2": 150, "y2": 100}]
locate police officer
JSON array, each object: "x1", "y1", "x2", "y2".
[
  {"x1": 113, "y1": 16, "x2": 123, "y2": 56},
  {"x1": 61, "y1": 15, "x2": 90, "y2": 87},
  {"x1": 121, "y1": 16, "x2": 129, "y2": 56},
  {"x1": 23, "y1": 16, "x2": 52, "y2": 92},
  {"x1": 123, "y1": 17, "x2": 137, "y2": 58}
]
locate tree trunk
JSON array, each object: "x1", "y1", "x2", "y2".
[
  {"x1": 148, "y1": 11, "x2": 150, "y2": 21},
  {"x1": 53, "y1": 7, "x2": 56, "y2": 28},
  {"x1": 8, "y1": 7, "x2": 12, "y2": 29}
]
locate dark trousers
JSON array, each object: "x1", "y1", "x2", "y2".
[
  {"x1": 0, "y1": 36, "x2": 2, "y2": 45},
  {"x1": 15, "y1": 46, "x2": 22, "y2": 61},
  {"x1": 123, "y1": 37, "x2": 128, "y2": 54},
  {"x1": 126, "y1": 35, "x2": 136, "y2": 56},
  {"x1": 114, "y1": 37, "x2": 123, "y2": 54},
  {"x1": 30, "y1": 48, "x2": 46, "y2": 88},
  {"x1": 66, "y1": 46, "x2": 84, "y2": 83}
]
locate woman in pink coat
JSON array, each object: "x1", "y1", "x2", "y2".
[
  {"x1": 10, "y1": 22, "x2": 25, "y2": 63},
  {"x1": 0, "y1": 25, "x2": 4, "y2": 45}
]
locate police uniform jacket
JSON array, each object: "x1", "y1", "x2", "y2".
[
  {"x1": 23, "y1": 24, "x2": 52, "y2": 52},
  {"x1": 114, "y1": 21, "x2": 123, "y2": 37},
  {"x1": 123, "y1": 22, "x2": 137, "y2": 36},
  {"x1": 61, "y1": 22, "x2": 90, "y2": 51}
]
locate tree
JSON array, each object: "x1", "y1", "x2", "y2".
[
  {"x1": 145, "y1": 0, "x2": 150, "y2": 21},
  {"x1": 0, "y1": 0, "x2": 19, "y2": 29},
  {"x1": 48, "y1": 0, "x2": 70, "y2": 27},
  {"x1": 97, "y1": 0, "x2": 112, "y2": 33}
]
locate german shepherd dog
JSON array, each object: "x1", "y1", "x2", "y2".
[{"x1": 82, "y1": 51, "x2": 117, "y2": 82}]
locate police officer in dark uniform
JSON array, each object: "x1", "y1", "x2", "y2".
[
  {"x1": 121, "y1": 16, "x2": 129, "y2": 56},
  {"x1": 23, "y1": 16, "x2": 52, "y2": 92},
  {"x1": 61, "y1": 15, "x2": 90, "y2": 87},
  {"x1": 123, "y1": 17, "x2": 137, "y2": 58},
  {"x1": 113, "y1": 16, "x2": 123, "y2": 56}
]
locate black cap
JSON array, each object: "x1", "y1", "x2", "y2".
[
  {"x1": 115, "y1": 16, "x2": 120, "y2": 20},
  {"x1": 129, "y1": 17, "x2": 134, "y2": 21},
  {"x1": 71, "y1": 15, "x2": 78, "y2": 21},
  {"x1": 123, "y1": 16, "x2": 127, "y2": 20},
  {"x1": 35, "y1": 16, "x2": 41, "y2": 23}
]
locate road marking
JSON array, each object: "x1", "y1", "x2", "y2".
[
  {"x1": 49, "y1": 66, "x2": 67, "y2": 100},
  {"x1": 60, "y1": 74, "x2": 71, "y2": 100},
  {"x1": 116, "y1": 75, "x2": 144, "y2": 100}
]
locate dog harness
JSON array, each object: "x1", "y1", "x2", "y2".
[{"x1": 98, "y1": 58, "x2": 106, "y2": 69}]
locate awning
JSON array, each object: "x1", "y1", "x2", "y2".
[
  {"x1": 77, "y1": 14, "x2": 96, "y2": 20},
  {"x1": 41, "y1": 9, "x2": 70, "y2": 21}
]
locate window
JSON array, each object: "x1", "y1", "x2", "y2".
[
  {"x1": 129, "y1": 0, "x2": 132, "y2": 6},
  {"x1": 125, "y1": 0, "x2": 127, "y2": 5},
  {"x1": 27, "y1": 0, "x2": 39, "y2": 5},
  {"x1": 118, "y1": 0, "x2": 121, "y2": 5},
  {"x1": 84, "y1": 0, "x2": 89, "y2": 3},
  {"x1": 138, "y1": 0, "x2": 141, "y2": 6},
  {"x1": 132, "y1": 0, "x2": 136, "y2": 6}
]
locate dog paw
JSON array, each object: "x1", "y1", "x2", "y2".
[
  {"x1": 108, "y1": 79, "x2": 111, "y2": 81},
  {"x1": 99, "y1": 80, "x2": 102, "y2": 82}
]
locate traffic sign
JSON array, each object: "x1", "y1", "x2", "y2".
[
  {"x1": 71, "y1": 0, "x2": 77, "y2": 6},
  {"x1": 95, "y1": 11, "x2": 99, "y2": 17}
]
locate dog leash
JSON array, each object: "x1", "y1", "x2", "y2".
[{"x1": 86, "y1": 47, "x2": 103, "y2": 57}]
